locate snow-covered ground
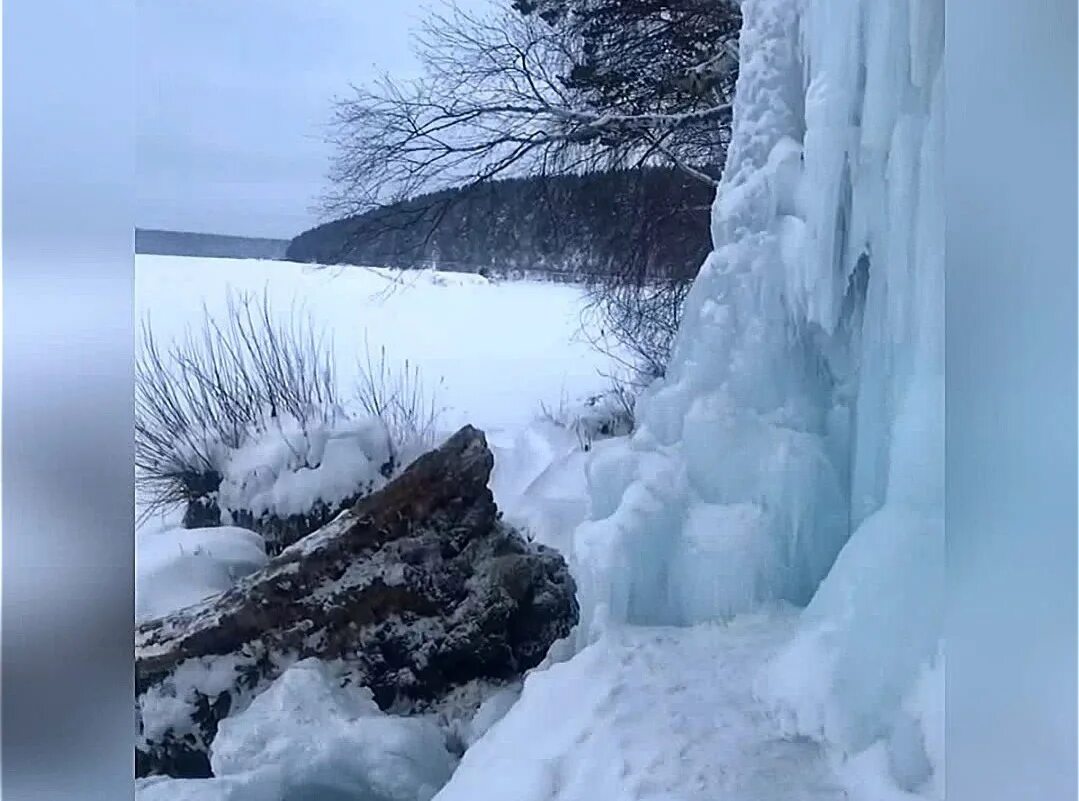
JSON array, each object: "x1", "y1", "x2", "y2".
[
  {"x1": 136, "y1": 255, "x2": 614, "y2": 439},
  {"x1": 437, "y1": 609, "x2": 846, "y2": 801}
]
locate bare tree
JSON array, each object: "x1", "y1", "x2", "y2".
[
  {"x1": 325, "y1": 1, "x2": 740, "y2": 386},
  {"x1": 325, "y1": 4, "x2": 736, "y2": 218}
]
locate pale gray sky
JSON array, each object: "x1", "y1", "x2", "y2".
[{"x1": 137, "y1": 1, "x2": 446, "y2": 239}]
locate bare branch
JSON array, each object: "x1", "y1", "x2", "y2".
[{"x1": 322, "y1": 3, "x2": 733, "y2": 218}]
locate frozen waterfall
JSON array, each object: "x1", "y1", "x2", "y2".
[{"x1": 572, "y1": 0, "x2": 944, "y2": 790}]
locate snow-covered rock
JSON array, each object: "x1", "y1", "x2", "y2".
[{"x1": 136, "y1": 426, "x2": 577, "y2": 779}]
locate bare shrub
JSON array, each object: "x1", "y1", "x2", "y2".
[
  {"x1": 582, "y1": 277, "x2": 690, "y2": 386},
  {"x1": 135, "y1": 291, "x2": 440, "y2": 530},
  {"x1": 135, "y1": 291, "x2": 342, "y2": 522},
  {"x1": 356, "y1": 343, "x2": 444, "y2": 474}
]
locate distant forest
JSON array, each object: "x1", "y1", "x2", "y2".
[
  {"x1": 137, "y1": 229, "x2": 291, "y2": 261},
  {"x1": 287, "y1": 167, "x2": 714, "y2": 283}
]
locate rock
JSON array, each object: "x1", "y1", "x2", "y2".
[
  {"x1": 182, "y1": 497, "x2": 222, "y2": 530},
  {"x1": 225, "y1": 497, "x2": 366, "y2": 556},
  {"x1": 136, "y1": 426, "x2": 578, "y2": 779},
  {"x1": 183, "y1": 491, "x2": 374, "y2": 556}
]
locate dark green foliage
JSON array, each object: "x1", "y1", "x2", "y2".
[
  {"x1": 513, "y1": 0, "x2": 742, "y2": 181},
  {"x1": 289, "y1": 166, "x2": 712, "y2": 284}
]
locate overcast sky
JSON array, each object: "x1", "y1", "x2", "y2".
[{"x1": 137, "y1": 1, "x2": 442, "y2": 239}]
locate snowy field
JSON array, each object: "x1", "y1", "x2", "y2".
[{"x1": 136, "y1": 254, "x2": 614, "y2": 439}]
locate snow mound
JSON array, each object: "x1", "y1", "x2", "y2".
[
  {"x1": 136, "y1": 771, "x2": 281, "y2": 801},
  {"x1": 136, "y1": 526, "x2": 268, "y2": 621},
  {"x1": 218, "y1": 414, "x2": 392, "y2": 522},
  {"x1": 137, "y1": 658, "x2": 455, "y2": 801},
  {"x1": 213, "y1": 659, "x2": 455, "y2": 798},
  {"x1": 462, "y1": 685, "x2": 522, "y2": 748},
  {"x1": 489, "y1": 419, "x2": 619, "y2": 555}
]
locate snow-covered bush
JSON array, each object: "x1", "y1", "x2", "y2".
[
  {"x1": 136, "y1": 291, "x2": 440, "y2": 551},
  {"x1": 583, "y1": 275, "x2": 692, "y2": 386},
  {"x1": 216, "y1": 414, "x2": 394, "y2": 553},
  {"x1": 136, "y1": 290, "x2": 348, "y2": 520},
  {"x1": 538, "y1": 384, "x2": 635, "y2": 452}
]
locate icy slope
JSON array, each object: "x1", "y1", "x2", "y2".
[{"x1": 436, "y1": 610, "x2": 845, "y2": 801}]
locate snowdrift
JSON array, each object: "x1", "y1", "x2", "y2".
[
  {"x1": 136, "y1": 659, "x2": 455, "y2": 801},
  {"x1": 136, "y1": 526, "x2": 268, "y2": 622}
]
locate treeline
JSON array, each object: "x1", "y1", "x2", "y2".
[
  {"x1": 137, "y1": 229, "x2": 291, "y2": 261},
  {"x1": 287, "y1": 167, "x2": 713, "y2": 283}
]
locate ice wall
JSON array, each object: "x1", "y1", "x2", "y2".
[{"x1": 572, "y1": 0, "x2": 943, "y2": 790}]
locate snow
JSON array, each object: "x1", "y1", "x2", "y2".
[
  {"x1": 213, "y1": 659, "x2": 455, "y2": 799},
  {"x1": 136, "y1": 251, "x2": 619, "y2": 542},
  {"x1": 136, "y1": 770, "x2": 282, "y2": 801},
  {"x1": 757, "y1": 504, "x2": 943, "y2": 744},
  {"x1": 135, "y1": 255, "x2": 613, "y2": 440},
  {"x1": 901, "y1": 652, "x2": 944, "y2": 797},
  {"x1": 217, "y1": 414, "x2": 391, "y2": 522},
  {"x1": 436, "y1": 610, "x2": 846, "y2": 801},
  {"x1": 137, "y1": 658, "x2": 456, "y2": 801},
  {"x1": 139, "y1": 653, "x2": 257, "y2": 746},
  {"x1": 489, "y1": 418, "x2": 625, "y2": 555},
  {"x1": 136, "y1": 525, "x2": 268, "y2": 621},
  {"x1": 461, "y1": 685, "x2": 522, "y2": 748}
]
